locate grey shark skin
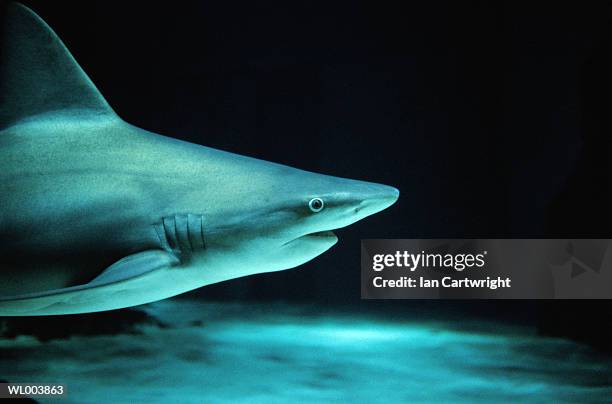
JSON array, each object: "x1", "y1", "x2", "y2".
[{"x1": 0, "y1": 4, "x2": 399, "y2": 316}]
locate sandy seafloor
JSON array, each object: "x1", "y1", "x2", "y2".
[{"x1": 0, "y1": 299, "x2": 610, "y2": 403}]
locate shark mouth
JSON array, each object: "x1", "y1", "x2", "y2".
[
  {"x1": 284, "y1": 230, "x2": 338, "y2": 246},
  {"x1": 303, "y1": 230, "x2": 337, "y2": 240}
]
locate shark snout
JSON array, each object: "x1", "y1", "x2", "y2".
[
  {"x1": 353, "y1": 183, "x2": 400, "y2": 218},
  {"x1": 317, "y1": 180, "x2": 399, "y2": 231}
]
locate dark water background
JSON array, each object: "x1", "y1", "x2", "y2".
[{"x1": 1, "y1": 1, "x2": 612, "y2": 402}]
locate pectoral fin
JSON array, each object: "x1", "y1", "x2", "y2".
[
  {"x1": 87, "y1": 250, "x2": 179, "y2": 287},
  {"x1": 0, "y1": 250, "x2": 180, "y2": 316}
]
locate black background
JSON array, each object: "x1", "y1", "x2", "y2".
[{"x1": 2, "y1": 1, "x2": 611, "y2": 348}]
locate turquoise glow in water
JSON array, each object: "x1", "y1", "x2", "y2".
[{"x1": 0, "y1": 300, "x2": 610, "y2": 403}]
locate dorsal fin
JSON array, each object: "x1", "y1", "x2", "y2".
[{"x1": 0, "y1": 3, "x2": 116, "y2": 128}]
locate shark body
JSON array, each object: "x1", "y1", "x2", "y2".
[{"x1": 0, "y1": 4, "x2": 398, "y2": 315}]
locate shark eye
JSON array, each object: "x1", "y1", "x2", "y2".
[{"x1": 308, "y1": 197, "x2": 325, "y2": 213}]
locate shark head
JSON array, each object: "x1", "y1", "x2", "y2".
[{"x1": 176, "y1": 150, "x2": 399, "y2": 279}]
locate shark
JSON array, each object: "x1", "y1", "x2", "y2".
[{"x1": 0, "y1": 3, "x2": 399, "y2": 316}]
